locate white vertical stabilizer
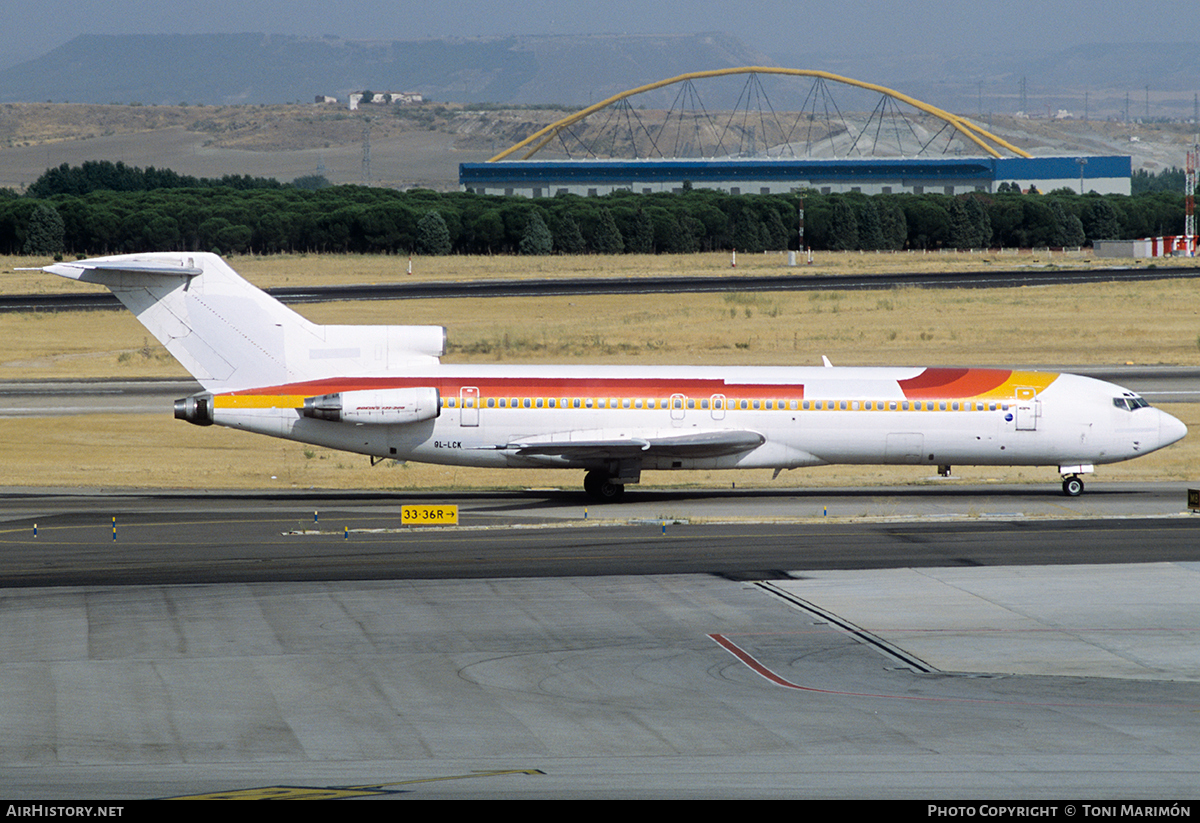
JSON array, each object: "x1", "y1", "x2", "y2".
[{"x1": 41, "y1": 252, "x2": 444, "y2": 392}]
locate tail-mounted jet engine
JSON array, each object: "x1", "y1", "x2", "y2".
[
  {"x1": 302, "y1": 387, "x2": 441, "y2": 424},
  {"x1": 174, "y1": 393, "x2": 214, "y2": 426}
]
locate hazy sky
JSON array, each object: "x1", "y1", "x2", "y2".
[{"x1": 4, "y1": 0, "x2": 1198, "y2": 68}]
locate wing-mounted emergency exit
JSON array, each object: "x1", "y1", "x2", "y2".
[{"x1": 302, "y1": 387, "x2": 441, "y2": 424}]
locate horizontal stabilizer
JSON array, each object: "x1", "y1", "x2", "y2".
[{"x1": 41, "y1": 259, "x2": 203, "y2": 282}]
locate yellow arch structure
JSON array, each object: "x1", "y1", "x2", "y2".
[{"x1": 487, "y1": 67, "x2": 1031, "y2": 162}]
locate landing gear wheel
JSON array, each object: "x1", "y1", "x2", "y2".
[
  {"x1": 1062, "y1": 476, "x2": 1084, "y2": 497},
  {"x1": 584, "y1": 470, "x2": 625, "y2": 501}
]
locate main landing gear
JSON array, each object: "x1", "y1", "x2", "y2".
[
  {"x1": 584, "y1": 470, "x2": 625, "y2": 501},
  {"x1": 1062, "y1": 475, "x2": 1085, "y2": 497}
]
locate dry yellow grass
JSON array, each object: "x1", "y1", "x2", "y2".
[{"x1": 2, "y1": 251, "x2": 1197, "y2": 491}]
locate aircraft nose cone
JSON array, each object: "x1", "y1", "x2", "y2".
[{"x1": 1160, "y1": 410, "x2": 1188, "y2": 447}]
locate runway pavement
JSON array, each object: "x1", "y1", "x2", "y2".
[
  {"x1": 0, "y1": 379, "x2": 201, "y2": 416},
  {"x1": 2, "y1": 485, "x2": 1200, "y2": 799},
  {"x1": 0, "y1": 485, "x2": 1196, "y2": 585},
  {"x1": 6, "y1": 266, "x2": 1200, "y2": 312}
]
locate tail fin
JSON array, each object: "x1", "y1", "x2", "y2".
[{"x1": 42, "y1": 252, "x2": 445, "y2": 392}]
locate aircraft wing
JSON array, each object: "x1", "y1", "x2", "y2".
[{"x1": 502, "y1": 429, "x2": 765, "y2": 460}]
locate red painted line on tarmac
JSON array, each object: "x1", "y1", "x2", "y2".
[
  {"x1": 709, "y1": 633, "x2": 816, "y2": 691},
  {"x1": 707, "y1": 633, "x2": 1200, "y2": 710}
]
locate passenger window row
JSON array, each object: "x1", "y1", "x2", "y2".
[{"x1": 437, "y1": 396, "x2": 1009, "y2": 411}]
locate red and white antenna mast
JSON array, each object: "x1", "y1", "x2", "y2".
[{"x1": 1187, "y1": 137, "x2": 1197, "y2": 255}]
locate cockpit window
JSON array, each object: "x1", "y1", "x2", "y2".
[{"x1": 1113, "y1": 395, "x2": 1150, "y2": 411}]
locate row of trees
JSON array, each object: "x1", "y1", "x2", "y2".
[
  {"x1": 22, "y1": 160, "x2": 298, "y2": 199},
  {"x1": 1, "y1": 175, "x2": 1189, "y2": 258},
  {"x1": 1132, "y1": 166, "x2": 1193, "y2": 196}
]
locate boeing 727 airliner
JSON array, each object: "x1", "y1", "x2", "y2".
[{"x1": 37, "y1": 252, "x2": 1186, "y2": 499}]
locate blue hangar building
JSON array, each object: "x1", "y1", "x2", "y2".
[{"x1": 459, "y1": 156, "x2": 1132, "y2": 198}]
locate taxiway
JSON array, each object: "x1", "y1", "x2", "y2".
[{"x1": 1, "y1": 486, "x2": 1198, "y2": 799}]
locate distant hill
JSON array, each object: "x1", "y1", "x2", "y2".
[
  {"x1": 778, "y1": 41, "x2": 1200, "y2": 121},
  {"x1": 3, "y1": 31, "x2": 1195, "y2": 120},
  {"x1": 0, "y1": 32, "x2": 770, "y2": 107}
]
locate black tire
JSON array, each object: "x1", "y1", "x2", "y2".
[
  {"x1": 583, "y1": 470, "x2": 601, "y2": 497},
  {"x1": 584, "y1": 470, "x2": 624, "y2": 501},
  {"x1": 1062, "y1": 476, "x2": 1084, "y2": 497},
  {"x1": 597, "y1": 479, "x2": 624, "y2": 501}
]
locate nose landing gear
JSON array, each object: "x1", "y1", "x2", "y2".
[{"x1": 1062, "y1": 475, "x2": 1084, "y2": 497}]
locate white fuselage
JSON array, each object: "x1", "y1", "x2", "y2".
[{"x1": 208, "y1": 363, "x2": 1186, "y2": 475}]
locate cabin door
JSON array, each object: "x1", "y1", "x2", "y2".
[
  {"x1": 459, "y1": 386, "x2": 479, "y2": 427},
  {"x1": 1014, "y1": 387, "x2": 1039, "y2": 431}
]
